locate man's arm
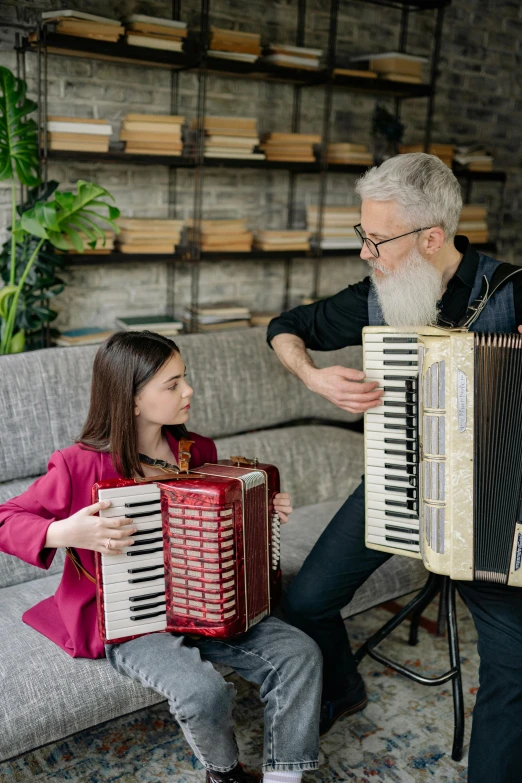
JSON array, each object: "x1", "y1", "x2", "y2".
[{"x1": 268, "y1": 281, "x2": 383, "y2": 414}]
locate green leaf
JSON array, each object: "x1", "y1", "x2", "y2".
[
  {"x1": 20, "y1": 213, "x2": 50, "y2": 239},
  {"x1": 9, "y1": 329, "x2": 25, "y2": 353},
  {"x1": 61, "y1": 225, "x2": 84, "y2": 252},
  {"x1": 0, "y1": 67, "x2": 40, "y2": 186},
  {"x1": 0, "y1": 283, "x2": 17, "y2": 319}
]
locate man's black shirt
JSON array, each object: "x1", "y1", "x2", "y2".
[{"x1": 267, "y1": 237, "x2": 522, "y2": 351}]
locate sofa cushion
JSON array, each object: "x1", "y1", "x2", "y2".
[
  {"x1": 0, "y1": 328, "x2": 363, "y2": 483},
  {"x1": 0, "y1": 498, "x2": 427, "y2": 762},
  {"x1": 216, "y1": 423, "x2": 364, "y2": 509}
]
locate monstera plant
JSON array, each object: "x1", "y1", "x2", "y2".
[{"x1": 0, "y1": 66, "x2": 119, "y2": 354}]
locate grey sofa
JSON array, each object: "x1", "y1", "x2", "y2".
[{"x1": 0, "y1": 326, "x2": 427, "y2": 762}]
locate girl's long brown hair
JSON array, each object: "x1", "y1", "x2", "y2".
[{"x1": 78, "y1": 331, "x2": 188, "y2": 478}]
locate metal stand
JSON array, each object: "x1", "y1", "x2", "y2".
[{"x1": 354, "y1": 573, "x2": 464, "y2": 762}]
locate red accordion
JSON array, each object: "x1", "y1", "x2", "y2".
[{"x1": 93, "y1": 458, "x2": 281, "y2": 644}]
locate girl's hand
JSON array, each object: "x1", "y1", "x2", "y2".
[
  {"x1": 273, "y1": 492, "x2": 293, "y2": 524},
  {"x1": 45, "y1": 500, "x2": 137, "y2": 555}
]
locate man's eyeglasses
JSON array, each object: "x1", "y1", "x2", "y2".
[{"x1": 354, "y1": 224, "x2": 434, "y2": 258}]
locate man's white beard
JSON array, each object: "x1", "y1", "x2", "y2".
[{"x1": 370, "y1": 248, "x2": 443, "y2": 327}]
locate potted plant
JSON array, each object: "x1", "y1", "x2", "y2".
[
  {"x1": 0, "y1": 66, "x2": 119, "y2": 354},
  {"x1": 371, "y1": 103, "x2": 405, "y2": 165}
]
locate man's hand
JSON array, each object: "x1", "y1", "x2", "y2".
[
  {"x1": 302, "y1": 365, "x2": 383, "y2": 414},
  {"x1": 518, "y1": 326, "x2": 522, "y2": 335}
]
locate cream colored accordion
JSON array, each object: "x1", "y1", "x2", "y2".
[{"x1": 363, "y1": 326, "x2": 522, "y2": 585}]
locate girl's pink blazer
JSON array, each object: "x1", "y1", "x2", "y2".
[{"x1": 0, "y1": 431, "x2": 217, "y2": 658}]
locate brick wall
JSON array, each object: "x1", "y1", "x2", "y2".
[{"x1": 0, "y1": 0, "x2": 521, "y2": 331}]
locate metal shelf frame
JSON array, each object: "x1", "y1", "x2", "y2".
[{"x1": 17, "y1": 0, "x2": 481, "y2": 334}]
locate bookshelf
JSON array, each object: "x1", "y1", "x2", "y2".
[{"x1": 17, "y1": 0, "x2": 503, "y2": 335}]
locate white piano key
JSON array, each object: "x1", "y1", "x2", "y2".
[
  {"x1": 101, "y1": 547, "x2": 164, "y2": 566},
  {"x1": 102, "y1": 551, "x2": 164, "y2": 574},
  {"x1": 106, "y1": 595, "x2": 166, "y2": 614},
  {"x1": 366, "y1": 474, "x2": 417, "y2": 492},
  {"x1": 367, "y1": 533, "x2": 419, "y2": 553},
  {"x1": 365, "y1": 360, "x2": 419, "y2": 370},
  {"x1": 364, "y1": 333, "x2": 418, "y2": 343},
  {"x1": 97, "y1": 485, "x2": 161, "y2": 501},
  {"x1": 367, "y1": 512, "x2": 419, "y2": 530},
  {"x1": 100, "y1": 506, "x2": 161, "y2": 520},
  {"x1": 367, "y1": 452, "x2": 413, "y2": 466},
  {"x1": 364, "y1": 344, "x2": 419, "y2": 354},
  {"x1": 105, "y1": 613, "x2": 167, "y2": 635},
  {"x1": 369, "y1": 402, "x2": 413, "y2": 415},
  {"x1": 366, "y1": 465, "x2": 417, "y2": 482}
]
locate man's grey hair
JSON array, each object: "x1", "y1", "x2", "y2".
[{"x1": 355, "y1": 152, "x2": 463, "y2": 242}]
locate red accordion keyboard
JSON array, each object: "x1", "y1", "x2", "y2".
[{"x1": 94, "y1": 460, "x2": 281, "y2": 644}]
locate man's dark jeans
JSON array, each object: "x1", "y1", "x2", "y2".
[{"x1": 285, "y1": 479, "x2": 522, "y2": 783}]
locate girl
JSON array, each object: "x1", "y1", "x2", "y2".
[{"x1": 0, "y1": 331, "x2": 322, "y2": 783}]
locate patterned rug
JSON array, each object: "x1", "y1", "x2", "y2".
[{"x1": 0, "y1": 594, "x2": 476, "y2": 783}]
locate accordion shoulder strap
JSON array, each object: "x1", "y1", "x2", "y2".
[{"x1": 460, "y1": 263, "x2": 522, "y2": 329}]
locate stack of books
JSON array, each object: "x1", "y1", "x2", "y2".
[
  {"x1": 399, "y1": 143, "x2": 455, "y2": 168},
  {"x1": 457, "y1": 206, "x2": 489, "y2": 244},
  {"x1": 454, "y1": 145, "x2": 494, "y2": 172},
  {"x1": 116, "y1": 219, "x2": 184, "y2": 253},
  {"x1": 186, "y1": 219, "x2": 253, "y2": 252},
  {"x1": 183, "y1": 304, "x2": 252, "y2": 332},
  {"x1": 115, "y1": 315, "x2": 183, "y2": 336},
  {"x1": 260, "y1": 133, "x2": 320, "y2": 162},
  {"x1": 327, "y1": 143, "x2": 373, "y2": 166},
  {"x1": 350, "y1": 52, "x2": 427, "y2": 83},
  {"x1": 189, "y1": 116, "x2": 264, "y2": 160},
  {"x1": 41, "y1": 10, "x2": 124, "y2": 42},
  {"x1": 45, "y1": 117, "x2": 112, "y2": 152},
  {"x1": 120, "y1": 114, "x2": 185, "y2": 156},
  {"x1": 54, "y1": 327, "x2": 114, "y2": 347},
  {"x1": 207, "y1": 27, "x2": 262, "y2": 63},
  {"x1": 307, "y1": 206, "x2": 361, "y2": 249},
  {"x1": 262, "y1": 44, "x2": 322, "y2": 70},
  {"x1": 123, "y1": 14, "x2": 187, "y2": 51},
  {"x1": 253, "y1": 230, "x2": 311, "y2": 252},
  {"x1": 58, "y1": 231, "x2": 115, "y2": 254}
]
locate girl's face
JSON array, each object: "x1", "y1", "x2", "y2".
[{"x1": 134, "y1": 351, "x2": 193, "y2": 426}]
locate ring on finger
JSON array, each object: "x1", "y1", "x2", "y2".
[{"x1": 105, "y1": 537, "x2": 113, "y2": 550}]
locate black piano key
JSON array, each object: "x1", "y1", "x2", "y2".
[
  {"x1": 383, "y1": 361, "x2": 418, "y2": 367},
  {"x1": 127, "y1": 546, "x2": 164, "y2": 557},
  {"x1": 127, "y1": 564, "x2": 164, "y2": 574},
  {"x1": 384, "y1": 463, "x2": 417, "y2": 474},
  {"x1": 384, "y1": 450, "x2": 418, "y2": 461},
  {"x1": 385, "y1": 535, "x2": 418, "y2": 546},
  {"x1": 133, "y1": 527, "x2": 162, "y2": 537},
  {"x1": 130, "y1": 601, "x2": 166, "y2": 612},
  {"x1": 130, "y1": 610, "x2": 166, "y2": 620},
  {"x1": 130, "y1": 536, "x2": 163, "y2": 547},
  {"x1": 128, "y1": 574, "x2": 165, "y2": 584},
  {"x1": 383, "y1": 349, "x2": 418, "y2": 355},
  {"x1": 385, "y1": 510, "x2": 418, "y2": 519},
  {"x1": 385, "y1": 524, "x2": 418, "y2": 534},
  {"x1": 125, "y1": 509, "x2": 161, "y2": 519},
  {"x1": 129, "y1": 591, "x2": 165, "y2": 602},
  {"x1": 385, "y1": 485, "x2": 417, "y2": 498},
  {"x1": 125, "y1": 499, "x2": 161, "y2": 508},
  {"x1": 384, "y1": 474, "x2": 416, "y2": 485},
  {"x1": 383, "y1": 337, "x2": 418, "y2": 343},
  {"x1": 386, "y1": 498, "x2": 418, "y2": 511},
  {"x1": 384, "y1": 400, "x2": 416, "y2": 410}
]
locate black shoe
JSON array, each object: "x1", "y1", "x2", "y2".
[
  {"x1": 206, "y1": 762, "x2": 261, "y2": 782},
  {"x1": 320, "y1": 674, "x2": 368, "y2": 736}
]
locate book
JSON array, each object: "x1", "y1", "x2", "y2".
[
  {"x1": 185, "y1": 320, "x2": 251, "y2": 332},
  {"x1": 267, "y1": 44, "x2": 322, "y2": 57},
  {"x1": 47, "y1": 141, "x2": 110, "y2": 151},
  {"x1": 54, "y1": 327, "x2": 113, "y2": 346},
  {"x1": 119, "y1": 243, "x2": 177, "y2": 253},
  {"x1": 42, "y1": 9, "x2": 121, "y2": 24},
  {"x1": 115, "y1": 315, "x2": 183, "y2": 331},
  {"x1": 263, "y1": 54, "x2": 320, "y2": 69},
  {"x1": 188, "y1": 304, "x2": 251, "y2": 317},
  {"x1": 125, "y1": 34, "x2": 184, "y2": 51},
  {"x1": 126, "y1": 14, "x2": 187, "y2": 29},
  {"x1": 333, "y1": 67, "x2": 378, "y2": 79},
  {"x1": 205, "y1": 152, "x2": 265, "y2": 160},
  {"x1": 47, "y1": 120, "x2": 112, "y2": 135},
  {"x1": 457, "y1": 221, "x2": 489, "y2": 232},
  {"x1": 120, "y1": 130, "x2": 182, "y2": 142},
  {"x1": 207, "y1": 51, "x2": 259, "y2": 62},
  {"x1": 459, "y1": 206, "x2": 488, "y2": 220},
  {"x1": 380, "y1": 73, "x2": 423, "y2": 84},
  {"x1": 262, "y1": 133, "x2": 321, "y2": 144},
  {"x1": 125, "y1": 113, "x2": 185, "y2": 124}
]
